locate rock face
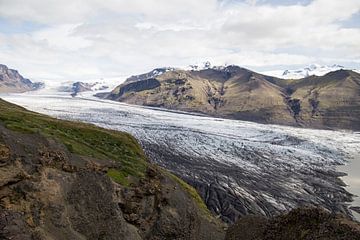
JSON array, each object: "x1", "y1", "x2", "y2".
[
  {"x1": 71, "y1": 82, "x2": 94, "y2": 96},
  {"x1": 112, "y1": 78, "x2": 161, "y2": 98},
  {"x1": 0, "y1": 64, "x2": 43, "y2": 93},
  {"x1": 225, "y1": 207, "x2": 360, "y2": 240},
  {"x1": 104, "y1": 66, "x2": 360, "y2": 131},
  {"x1": 0, "y1": 99, "x2": 224, "y2": 240}
]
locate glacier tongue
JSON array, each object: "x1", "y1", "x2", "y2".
[{"x1": 2, "y1": 92, "x2": 360, "y2": 223}]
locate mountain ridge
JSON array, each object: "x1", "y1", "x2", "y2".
[
  {"x1": 0, "y1": 64, "x2": 43, "y2": 93},
  {"x1": 101, "y1": 65, "x2": 360, "y2": 131}
]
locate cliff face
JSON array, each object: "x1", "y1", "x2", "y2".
[
  {"x1": 109, "y1": 78, "x2": 161, "y2": 99},
  {"x1": 0, "y1": 99, "x2": 224, "y2": 240},
  {"x1": 104, "y1": 66, "x2": 360, "y2": 131},
  {"x1": 0, "y1": 64, "x2": 43, "y2": 93}
]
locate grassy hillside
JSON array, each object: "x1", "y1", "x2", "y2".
[
  {"x1": 0, "y1": 99, "x2": 147, "y2": 185},
  {"x1": 0, "y1": 98, "x2": 214, "y2": 211}
]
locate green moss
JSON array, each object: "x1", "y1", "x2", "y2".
[
  {"x1": 165, "y1": 171, "x2": 211, "y2": 217},
  {"x1": 107, "y1": 168, "x2": 130, "y2": 186},
  {"x1": 5, "y1": 122, "x2": 37, "y2": 133},
  {"x1": 0, "y1": 99, "x2": 147, "y2": 185}
]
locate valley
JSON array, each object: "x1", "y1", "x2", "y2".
[
  {"x1": 3, "y1": 0, "x2": 360, "y2": 237},
  {"x1": 3, "y1": 91, "x2": 360, "y2": 223}
]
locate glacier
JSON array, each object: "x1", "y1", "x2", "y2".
[{"x1": 1, "y1": 91, "x2": 360, "y2": 223}]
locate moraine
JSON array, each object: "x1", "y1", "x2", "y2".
[{"x1": 1, "y1": 91, "x2": 360, "y2": 223}]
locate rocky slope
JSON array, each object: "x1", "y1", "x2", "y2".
[
  {"x1": 0, "y1": 64, "x2": 43, "y2": 93},
  {"x1": 225, "y1": 207, "x2": 360, "y2": 240},
  {"x1": 103, "y1": 66, "x2": 360, "y2": 131},
  {"x1": 282, "y1": 70, "x2": 360, "y2": 130},
  {"x1": 0, "y1": 99, "x2": 224, "y2": 240}
]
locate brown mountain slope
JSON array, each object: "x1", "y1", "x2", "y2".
[
  {"x1": 0, "y1": 64, "x2": 43, "y2": 93},
  {"x1": 106, "y1": 66, "x2": 295, "y2": 123},
  {"x1": 286, "y1": 70, "x2": 360, "y2": 130},
  {"x1": 0, "y1": 99, "x2": 225, "y2": 240},
  {"x1": 103, "y1": 66, "x2": 360, "y2": 130}
]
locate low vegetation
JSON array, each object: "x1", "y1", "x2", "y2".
[
  {"x1": 163, "y1": 170, "x2": 212, "y2": 217},
  {"x1": 0, "y1": 99, "x2": 147, "y2": 185},
  {"x1": 0, "y1": 99, "x2": 210, "y2": 206}
]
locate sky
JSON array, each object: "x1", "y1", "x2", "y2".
[{"x1": 0, "y1": 0, "x2": 360, "y2": 82}]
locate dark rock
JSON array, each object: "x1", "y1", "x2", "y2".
[
  {"x1": 110, "y1": 78, "x2": 161, "y2": 99},
  {"x1": 0, "y1": 122, "x2": 225, "y2": 240},
  {"x1": 225, "y1": 207, "x2": 360, "y2": 240}
]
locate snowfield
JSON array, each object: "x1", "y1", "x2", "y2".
[
  {"x1": 2, "y1": 92, "x2": 360, "y2": 222},
  {"x1": 262, "y1": 64, "x2": 354, "y2": 79}
]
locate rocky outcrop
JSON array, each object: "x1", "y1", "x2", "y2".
[
  {"x1": 0, "y1": 99, "x2": 225, "y2": 240},
  {"x1": 225, "y1": 207, "x2": 360, "y2": 240},
  {"x1": 108, "y1": 78, "x2": 161, "y2": 100},
  {"x1": 103, "y1": 66, "x2": 360, "y2": 131},
  {"x1": 0, "y1": 64, "x2": 43, "y2": 93},
  {"x1": 71, "y1": 82, "x2": 93, "y2": 96}
]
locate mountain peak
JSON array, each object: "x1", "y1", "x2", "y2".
[
  {"x1": 125, "y1": 67, "x2": 176, "y2": 83},
  {"x1": 0, "y1": 64, "x2": 44, "y2": 93},
  {"x1": 187, "y1": 61, "x2": 213, "y2": 71},
  {"x1": 186, "y1": 61, "x2": 240, "y2": 72}
]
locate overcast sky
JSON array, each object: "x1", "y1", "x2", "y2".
[{"x1": 0, "y1": 0, "x2": 360, "y2": 81}]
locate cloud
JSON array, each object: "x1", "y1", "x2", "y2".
[
  {"x1": 32, "y1": 24, "x2": 92, "y2": 50},
  {"x1": 0, "y1": 0, "x2": 359, "y2": 81}
]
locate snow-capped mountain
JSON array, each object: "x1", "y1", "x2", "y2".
[
  {"x1": 185, "y1": 61, "x2": 232, "y2": 71},
  {"x1": 31, "y1": 77, "x2": 125, "y2": 97},
  {"x1": 125, "y1": 67, "x2": 176, "y2": 83},
  {"x1": 263, "y1": 64, "x2": 349, "y2": 79},
  {"x1": 186, "y1": 61, "x2": 213, "y2": 71},
  {"x1": 126, "y1": 62, "x2": 221, "y2": 82}
]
